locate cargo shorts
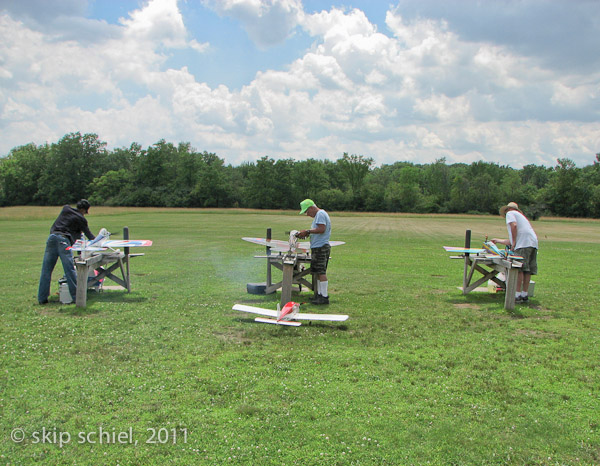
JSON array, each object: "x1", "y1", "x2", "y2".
[
  {"x1": 311, "y1": 244, "x2": 331, "y2": 275},
  {"x1": 515, "y1": 247, "x2": 538, "y2": 275}
]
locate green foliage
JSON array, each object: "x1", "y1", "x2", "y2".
[
  {"x1": 38, "y1": 133, "x2": 108, "y2": 205},
  {"x1": 336, "y1": 153, "x2": 374, "y2": 194},
  {"x1": 543, "y1": 158, "x2": 592, "y2": 217},
  {"x1": 292, "y1": 159, "x2": 330, "y2": 201},
  {"x1": 191, "y1": 152, "x2": 236, "y2": 207},
  {"x1": 1, "y1": 134, "x2": 600, "y2": 217},
  {"x1": 0, "y1": 143, "x2": 48, "y2": 205},
  {"x1": 88, "y1": 169, "x2": 132, "y2": 206},
  {"x1": 246, "y1": 157, "x2": 297, "y2": 209}
]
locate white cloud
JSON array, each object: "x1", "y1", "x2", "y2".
[
  {"x1": 0, "y1": 0, "x2": 599, "y2": 169},
  {"x1": 120, "y1": 0, "x2": 191, "y2": 49},
  {"x1": 202, "y1": 0, "x2": 304, "y2": 47},
  {"x1": 414, "y1": 94, "x2": 470, "y2": 121},
  {"x1": 0, "y1": 0, "x2": 210, "y2": 151}
]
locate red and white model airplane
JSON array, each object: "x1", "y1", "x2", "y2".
[
  {"x1": 233, "y1": 301, "x2": 349, "y2": 326},
  {"x1": 242, "y1": 230, "x2": 344, "y2": 254},
  {"x1": 68, "y1": 228, "x2": 153, "y2": 252}
]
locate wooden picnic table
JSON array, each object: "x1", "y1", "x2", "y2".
[
  {"x1": 73, "y1": 227, "x2": 143, "y2": 308},
  {"x1": 449, "y1": 229, "x2": 522, "y2": 310},
  {"x1": 75, "y1": 251, "x2": 127, "y2": 307},
  {"x1": 254, "y1": 252, "x2": 316, "y2": 306},
  {"x1": 248, "y1": 228, "x2": 318, "y2": 306},
  {"x1": 455, "y1": 254, "x2": 522, "y2": 310}
]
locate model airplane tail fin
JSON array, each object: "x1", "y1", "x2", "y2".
[
  {"x1": 89, "y1": 228, "x2": 110, "y2": 247},
  {"x1": 276, "y1": 303, "x2": 281, "y2": 320},
  {"x1": 288, "y1": 230, "x2": 299, "y2": 252},
  {"x1": 291, "y1": 302, "x2": 300, "y2": 319},
  {"x1": 278, "y1": 301, "x2": 300, "y2": 321},
  {"x1": 483, "y1": 241, "x2": 503, "y2": 256}
]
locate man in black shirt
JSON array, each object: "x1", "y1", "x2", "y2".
[{"x1": 38, "y1": 200, "x2": 95, "y2": 304}]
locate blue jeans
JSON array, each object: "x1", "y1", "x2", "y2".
[{"x1": 38, "y1": 234, "x2": 77, "y2": 303}]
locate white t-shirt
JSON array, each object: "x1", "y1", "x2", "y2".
[{"x1": 506, "y1": 210, "x2": 538, "y2": 249}]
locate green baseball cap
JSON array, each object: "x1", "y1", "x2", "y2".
[{"x1": 299, "y1": 199, "x2": 315, "y2": 215}]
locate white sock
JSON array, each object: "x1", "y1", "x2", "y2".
[{"x1": 319, "y1": 281, "x2": 328, "y2": 297}]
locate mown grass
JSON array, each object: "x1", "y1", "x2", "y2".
[{"x1": 1, "y1": 207, "x2": 599, "y2": 465}]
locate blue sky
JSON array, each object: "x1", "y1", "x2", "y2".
[{"x1": 1, "y1": 0, "x2": 599, "y2": 168}]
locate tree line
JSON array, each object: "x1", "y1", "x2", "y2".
[{"x1": 1, "y1": 132, "x2": 599, "y2": 218}]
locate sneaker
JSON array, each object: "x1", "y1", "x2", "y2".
[
  {"x1": 311, "y1": 294, "x2": 330, "y2": 305},
  {"x1": 520, "y1": 296, "x2": 529, "y2": 303}
]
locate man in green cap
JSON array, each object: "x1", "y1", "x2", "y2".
[{"x1": 297, "y1": 199, "x2": 332, "y2": 305}]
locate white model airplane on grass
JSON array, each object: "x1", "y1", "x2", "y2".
[
  {"x1": 233, "y1": 301, "x2": 349, "y2": 326},
  {"x1": 242, "y1": 230, "x2": 345, "y2": 254},
  {"x1": 68, "y1": 228, "x2": 153, "y2": 252}
]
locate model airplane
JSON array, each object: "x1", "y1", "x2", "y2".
[
  {"x1": 242, "y1": 230, "x2": 345, "y2": 254},
  {"x1": 443, "y1": 240, "x2": 522, "y2": 260},
  {"x1": 232, "y1": 301, "x2": 349, "y2": 326},
  {"x1": 68, "y1": 228, "x2": 153, "y2": 252}
]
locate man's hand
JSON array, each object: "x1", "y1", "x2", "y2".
[
  {"x1": 297, "y1": 230, "x2": 310, "y2": 239},
  {"x1": 491, "y1": 238, "x2": 510, "y2": 246}
]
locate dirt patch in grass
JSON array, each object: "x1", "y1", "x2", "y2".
[
  {"x1": 514, "y1": 329, "x2": 559, "y2": 339},
  {"x1": 453, "y1": 303, "x2": 481, "y2": 309},
  {"x1": 214, "y1": 327, "x2": 253, "y2": 345}
]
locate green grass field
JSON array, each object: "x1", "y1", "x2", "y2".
[{"x1": 1, "y1": 207, "x2": 599, "y2": 465}]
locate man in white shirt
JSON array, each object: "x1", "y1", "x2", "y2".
[{"x1": 492, "y1": 202, "x2": 538, "y2": 303}]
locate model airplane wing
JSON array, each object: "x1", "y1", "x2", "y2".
[
  {"x1": 294, "y1": 312, "x2": 349, "y2": 321},
  {"x1": 102, "y1": 239, "x2": 153, "y2": 248},
  {"x1": 254, "y1": 317, "x2": 302, "y2": 326},
  {"x1": 295, "y1": 240, "x2": 345, "y2": 252},
  {"x1": 444, "y1": 244, "x2": 523, "y2": 260},
  {"x1": 232, "y1": 303, "x2": 349, "y2": 325},
  {"x1": 243, "y1": 237, "x2": 345, "y2": 253},
  {"x1": 68, "y1": 239, "x2": 152, "y2": 252},
  {"x1": 68, "y1": 244, "x2": 107, "y2": 252},
  {"x1": 232, "y1": 304, "x2": 278, "y2": 318},
  {"x1": 241, "y1": 237, "x2": 292, "y2": 252},
  {"x1": 443, "y1": 246, "x2": 486, "y2": 254}
]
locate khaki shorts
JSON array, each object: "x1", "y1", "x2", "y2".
[
  {"x1": 311, "y1": 244, "x2": 331, "y2": 275},
  {"x1": 516, "y1": 247, "x2": 538, "y2": 275}
]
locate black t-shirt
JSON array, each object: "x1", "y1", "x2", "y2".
[{"x1": 50, "y1": 205, "x2": 95, "y2": 245}]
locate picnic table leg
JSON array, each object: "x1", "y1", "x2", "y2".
[
  {"x1": 123, "y1": 226, "x2": 131, "y2": 292},
  {"x1": 266, "y1": 228, "x2": 272, "y2": 288},
  {"x1": 281, "y1": 260, "x2": 294, "y2": 306},
  {"x1": 75, "y1": 262, "x2": 89, "y2": 308},
  {"x1": 462, "y1": 229, "x2": 471, "y2": 294},
  {"x1": 504, "y1": 267, "x2": 518, "y2": 310}
]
